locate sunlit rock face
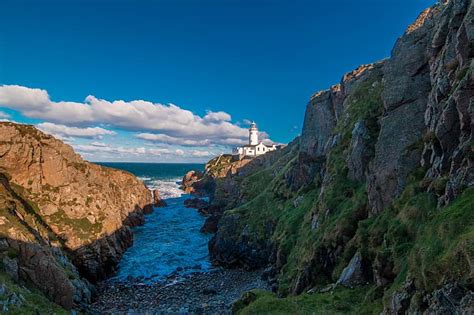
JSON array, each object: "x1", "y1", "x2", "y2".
[{"x1": 0, "y1": 122, "x2": 153, "y2": 308}]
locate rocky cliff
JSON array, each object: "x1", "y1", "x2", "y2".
[
  {"x1": 0, "y1": 122, "x2": 152, "y2": 311},
  {"x1": 208, "y1": 0, "x2": 474, "y2": 313}
]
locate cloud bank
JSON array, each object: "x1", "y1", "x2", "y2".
[
  {"x1": 0, "y1": 85, "x2": 255, "y2": 146},
  {"x1": 37, "y1": 122, "x2": 116, "y2": 139},
  {"x1": 0, "y1": 84, "x2": 275, "y2": 161}
]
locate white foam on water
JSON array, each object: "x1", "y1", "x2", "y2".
[{"x1": 147, "y1": 178, "x2": 184, "y2": 199}]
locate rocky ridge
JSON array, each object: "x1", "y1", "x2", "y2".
[
  {"x1": 201, "y1": 0, "x2": 474, "y2": 313},
  {"x1": 0, "y1": 122, "x2": 154, "y2": 310}
]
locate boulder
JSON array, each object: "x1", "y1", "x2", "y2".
[
  {"x1": 336, "y1": 252, "x2": 367, "y2": 288},
  {"x1": 184, "y1": 198, "x2": 209, "y2": 209},
  {"x1": 423, "y1": 282, "x2": 473, "y2": 314},
  {"x1": 181, "y1": 170, "x2": 204, "y2": 194},
  {"x1": 152, "y1": 189, "x2": 167, "y2": 207},
  {"x1": 200, "y1": 215, "x2": 221, "y2": 234}
]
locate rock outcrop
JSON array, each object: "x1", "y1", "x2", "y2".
[
  {"x1": 0, "y1": 122, "x2": 152, "y2": 309},
  {"x1": 152, "y1": 189, "x2": 167, "y2": 207},
  {"x1": 0, "y1": 173, "x2": 92, "y2": 310}
]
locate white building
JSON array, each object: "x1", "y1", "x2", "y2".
[{"x1": 233, "y1": 122, "x2": 279, "y2": 158}]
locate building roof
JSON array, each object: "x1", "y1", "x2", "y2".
[{"x1": 240, "y1": 142, "x2": 274, "y2": 148}]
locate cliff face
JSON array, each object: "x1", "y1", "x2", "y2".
[
  {"x1": 0, "y1": 122, "x2": 152, "y2": 310},
  {"x1": 209, "y1": 0, "x2": 474, "y2": 313},
  {"x1": 0, "y1": 173, "x2": 91, "y2": 310}
]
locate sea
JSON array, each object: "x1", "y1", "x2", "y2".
[{"x1": 97, "y1": 162, "x2": 210, "y2": 283}]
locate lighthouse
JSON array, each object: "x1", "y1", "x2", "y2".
[
  {"x1": 249, "y1": 122, "x2": 259, "y2": 145},
  {"x1": 232, "y1": 121, "x2": 282, "y2": 158}
]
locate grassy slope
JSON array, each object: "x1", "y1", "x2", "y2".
[
  {"x1": 236, "y1": 185, "x2": 473, "y2": 314},
  {"x1": 0, "y1": 271, "x2": 67, "y2": 315},
  {"x1": 222, "y1": 69, "x2": 473, "y2": 312},
  {"x1": 236, "y1": 287, "x2": 382, "y2": 315}
]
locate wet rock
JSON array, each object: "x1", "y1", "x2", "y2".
[
  {"x1": 336, "y1": 252, "x2": 367, "y2": 288},
  {"x1": 200, "y1": 215, "x2": 221, "y2": 234},
  {"x1": 181, "y1": 170, "x2": 217, "y2": 197},
  {"x1": 184, "y1": 198, "x2": 209, "y2": 209},
  {"x1": 181, "y1": 170, "x2": 204, "y2": 194},
  {"x1": 202, "y1": 287, "x2": 217, "y2": 295},
  {"x1": 152, "y1": 189, "x2": 167, "y2": 207}
]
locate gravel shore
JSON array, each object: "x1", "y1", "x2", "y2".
[{"x1": 89, "y1": 268, "x2": 270, "y2": 314}]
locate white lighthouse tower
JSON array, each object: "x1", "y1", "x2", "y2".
[
  {"x1": 249, "y1": 122, "x2": 259, "y2": 145},
  {"x1": 232, "y1": 121, "x2": 281, "y2": 158}
]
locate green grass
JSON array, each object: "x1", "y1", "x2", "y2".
[
  {"x1": 408, "y1": 187, "x2": 474, "y2": 290},
  {"x1": 235, "y1": 286, "x2": 382, "y2": 315},
  {"x1": 0, "y1": 271, "x2": 67, "y2": 314},
  {"x1": 212, "y1": 62, "x2": 472, "y2": 313},
  {"x1": 47, "y1": 209, "x2": 102, "y2": 240},
  {"x1": 214, "y1": 68, "x2": 386, "y2": 296}
]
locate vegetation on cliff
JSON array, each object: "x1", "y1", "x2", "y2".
[{"x1": 207, "y1": 1, "x2": 474, "y2": 313}]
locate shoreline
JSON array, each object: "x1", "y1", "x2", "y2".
[
  {"x1": 89, "y1": 173, "x2": 270, "y2": 314},
  {"x1": 90, "y1": 268, "x2": 270, "y2": 314}
]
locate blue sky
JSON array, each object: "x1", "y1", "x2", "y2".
[{"x1": 0, "y1": 0, "x2": 434, "y2": 162}]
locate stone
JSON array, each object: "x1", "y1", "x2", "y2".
[
  {"x1": 346, "y1": 121, "x2": 371, "y2": 181},
  {"x1": 2, "y1": 256, "x2": 18, "y2": 282},
  {"x1": 336, "y1": 252, "x2": 367, "y2": 288},
  {"x1": 300, "y1": 90, "x2": 337, "y2": 158},
  {"x1": 423, "y1": 282, "x2": 472, "y2": 314},
  {"x1": 184, "y1": 198, "x2": 209, "y2": 209},
  {"x1": 310, "y1": 212, "x2": 319, "y2": 230},
  {"x1": 293, "y1": 196, "x2": 304, "y2": 208},
  {"x1": 181, "y1": 170, "x2": 204, "y2": 194},
  {"x1": 388, "y1": 279, "x2": 415, "y2": 314},
  {"x1": 202, "y1": 287, "x2": 217, "y2": 295},
  {"x1": 200, "y1": 215, "x2": 220, "y2": 234},
  {"x1": 152, "y1": 189, "x2": 167, "y2": 207}
]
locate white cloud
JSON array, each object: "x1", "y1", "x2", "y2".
[
  {"x1": 0, "y1": 85, "x2": 261, "y2": 147},
  {"x1": 191, "y1": 150, "x2": 215, "y2": 157},
  {"x1": 73, "y1": 144, "x2": 146, "y2": 156},
  {"x1": 203, "y1": 111, "x2": 231, "y2": 123},
  {"x1": 135, "y1": 133, "x2": 211, "y2": 146},
  {"x1": 37, "y1": 122, "x2": 116, "y2": 139},
  {"x1": 148, "y1": 148, "x2": 173, "y2": 156},
  {"x1": 72, "y1": 142, "x2": 217, "y2": 162},
  {"x1": 90, "y1": 141, "x2": 108, "y2": 147}
]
